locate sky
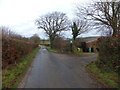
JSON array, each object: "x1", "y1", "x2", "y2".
[{"x1": 0, "y1": 0, "x2": 100, "y2": 39}]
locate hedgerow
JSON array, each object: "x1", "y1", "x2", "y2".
[
  {"x1": 96, "y1": 36, "x2": 120, "y2": 73},
  {"x1": 2, "y1": 27, "x2": 38, "y2": 69}
]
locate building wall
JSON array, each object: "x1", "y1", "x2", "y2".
[
  {"x1": 86, "y1": 40, "x2": 98, "y2": 52},
  {"x1": 40, "y1": 40, "x2": 50, "y2": 46}
]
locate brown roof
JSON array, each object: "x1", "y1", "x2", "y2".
[{"x1": 77, "y1": 36, "x2": 100, "y2": 43}]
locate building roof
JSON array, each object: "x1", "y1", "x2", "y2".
[{"x1": 77, "y1": 36, "x2": 100, "y2": 43}]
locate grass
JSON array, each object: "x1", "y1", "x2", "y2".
[
  {"x1": 73, "y1": 51, "x2": 96, "y2": 57},
  {"x1": 47, "y1": 47, "x2": 58, "y2": 53},
  {"x1": 86, "y1": 61, "x2": 119, "y2": 89},
  {"x1": 2, "y1": 47, "x2": 39, "y2": 88},
  {"x1": 47, "y1": 47, "x2": 96, "y2": 57}
]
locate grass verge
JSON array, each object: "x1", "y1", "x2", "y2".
[
  {"x1": 47, "y1": 47, "x2": 58, "y2": 53},
  {"x1": 2, "y1": 47, "x2": 39, "y2": 88},
  {"x1": 86, "y1": 61, "x2": 119, "y2": 89},
  {"x1": 47, "y1": 47, "x2": 96, "y2": 57}
]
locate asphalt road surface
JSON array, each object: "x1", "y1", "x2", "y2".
[{"x1": 19, "y1": 47, "x2": 103, "y2": 88}]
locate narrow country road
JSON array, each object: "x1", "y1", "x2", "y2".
[{"x1": 19, "y1": 47, "x2": 103, "y2": 88}]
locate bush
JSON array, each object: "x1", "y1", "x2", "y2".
[
  {"x1": 2, "y1": 27, "x2": 38, "y2": 69},
  {"x1": 53, "y1": 36, "x2": 69, "y2": 52},
  {"x1": 96, "y1": 36, "x2": 120, "y2": 73}
]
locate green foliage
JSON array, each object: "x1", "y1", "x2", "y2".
[
  {"x1": 96, "y1": 36, "x2": 120, "y2": 73},
  {"x1": 72, "y1": 46, "x2": 82, "y2": 55},
  {"x1": 86, "y1": 62, "x2": 119, "y2": 88},
  {"x1": 47, "y1": 46, "x2": 58, "y2": 53},
  {"x1": 2, "y1": 48, "x2": 39, "y2": 88},
  {"x1": 71, "y1": 22, "x2": 79, "y2": 41}
]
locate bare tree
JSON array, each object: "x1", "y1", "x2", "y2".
[
  {"x1": 35, "y1": 11, "x2": 69, "y2": 48},
  {"x1": 76, "y1": 0, "x2": 120, "y2": 36}
]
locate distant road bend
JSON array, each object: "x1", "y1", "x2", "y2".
[{"x1": 19, "y1": 46, "x2": 103, "y2": 88}]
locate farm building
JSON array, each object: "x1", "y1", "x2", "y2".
[
  {"x1": 40, "y1": 39, "x2": 50, "y2": 46},
  {"x1": 76, "y1": 37, "x2": 100, "y2": 52}
]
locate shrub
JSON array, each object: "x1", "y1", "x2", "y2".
[
  {"x1": 2, "y1": 27, "x2": 38, "y2": 69},
  {"x1": 53, "y1": 36, "x2": 68, "y2": 52},
  {"x1": 96, "y1": 36, "x2": 120, "y2": 73}
]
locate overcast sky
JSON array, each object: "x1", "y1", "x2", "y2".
[{"x1": 0, "y1": 0, "x2": 100, "y2": 39}]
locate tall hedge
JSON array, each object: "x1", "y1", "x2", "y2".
[
  {"x1": 2, "y1": 29, "x2": 38, "y2": 69},
  {"x1": 96, "y1": 36, "x2": 120, "y2": 73}
]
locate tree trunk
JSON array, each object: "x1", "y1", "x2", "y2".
[
  {"x1": 50, "y1": 37, "x2": 54, "y2": 49},
  {"x1": 112, "y1": 26, "x2": 118, "y2": 37}
]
